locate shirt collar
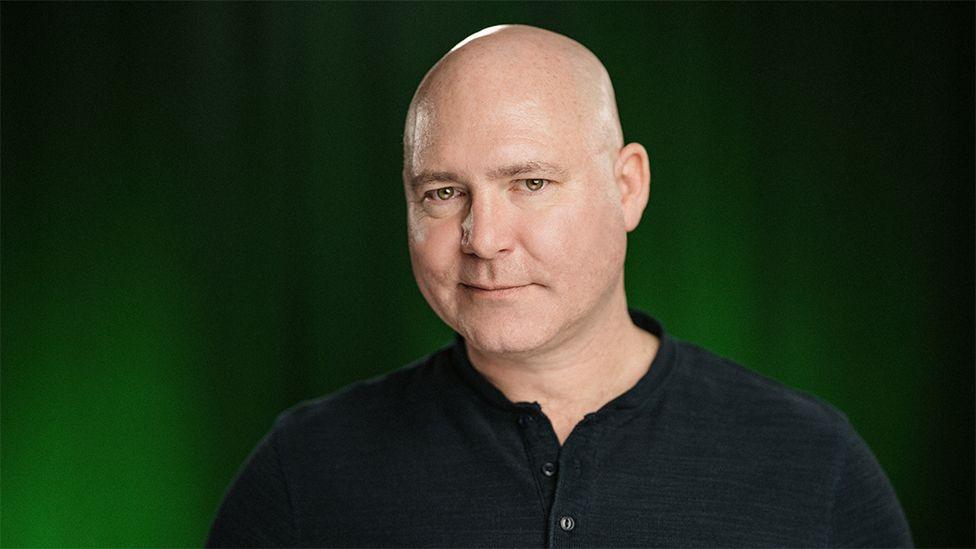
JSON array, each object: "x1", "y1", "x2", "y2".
[{"x1": 449, "y1": 308, "x2": 678, "y2": 416}]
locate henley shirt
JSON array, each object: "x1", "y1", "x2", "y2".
[{"x1": 207, "y1": 309, "x2": 913, "y2": 547}]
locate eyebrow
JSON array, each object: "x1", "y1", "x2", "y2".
[
  {"x1": 410, "y1": 171, "x2": 464, "y2": 189},
  {"x1": 485, "y1": 160, "x2": 569, "y2": 180},
  {"x1": 409, "y1": 160, "x2": 569, "y2": 189}
]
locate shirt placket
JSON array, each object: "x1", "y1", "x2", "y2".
[
  {"x1": 515, "y1": 403, "x2": 560, "y2": 520},
  {"x1": 516, "y1": 403, "x2": 611, "y2": 548}
]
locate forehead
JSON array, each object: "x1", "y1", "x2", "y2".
[{"x1": 410, "y1": 88, "x2": 590, "y2": 177}]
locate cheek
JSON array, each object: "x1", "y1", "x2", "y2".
[
  {"x1": 407, "y1": 217, "x2": 427, "y2": 244},
  {"x1": 525, "y1": 197, "x2": 625, "y2": 284},
  {"x1": 408, "y1": 220, "x2": 460, "y2": 291}
]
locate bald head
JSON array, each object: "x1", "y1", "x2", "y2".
[
  {"x1": 402, "y1": 26, "x2": 651, "y2": 356},
  {"x1": 403, "y1": 25, "x2": 624, "y2": 176}
]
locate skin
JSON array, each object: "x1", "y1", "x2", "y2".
[{"x1": 403, "y1": 25, "x2": 658, "y2": 445}]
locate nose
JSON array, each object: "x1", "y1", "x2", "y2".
[{"x1": 460, "y1": 193, "x2": 514, "y2": 259}]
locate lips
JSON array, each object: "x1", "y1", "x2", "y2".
[
  {"x1": 460, "y1": 282, "x2": 530, "y2": 291},
  {"x1": 459, "y1": 283, "x2": 535, "y2": 300}
]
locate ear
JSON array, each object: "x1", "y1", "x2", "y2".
[{"x1": 613, "y1": 142, "x2": 651, "y2": 232}]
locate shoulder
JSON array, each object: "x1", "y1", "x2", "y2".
[
  {"x1": 268, "y1": 343, "x2": 458, "y2": 448},
  {"x1": 646, "y1": 335, "x2": 911, "y2": 545},
  {"x1": 668, "y1": 338, "x2": 852, "y2": 438}
]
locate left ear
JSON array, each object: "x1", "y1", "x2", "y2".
[{"x1": 613, "y1": 142, "x2": 651, "y2": 232}]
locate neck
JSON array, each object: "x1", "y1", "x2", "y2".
[{"x1": 465, "y1": 289, "x2": 659, "y2": 444}]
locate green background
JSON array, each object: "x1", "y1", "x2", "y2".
[{"x1": 2, "y1": 2, "x2": 972, "y2": 547}]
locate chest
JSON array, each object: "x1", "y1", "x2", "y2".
[{"x1": 288, "y1": 410, "x2": 835, "y2": 547}]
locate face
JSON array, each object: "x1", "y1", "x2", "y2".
[{"x1": 404, "y1": 78, "x2": 628, "y2": 357}]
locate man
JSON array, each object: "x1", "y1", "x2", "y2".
[{"x1": 208, "y1": 25, "x2": 912, "y2": 547}]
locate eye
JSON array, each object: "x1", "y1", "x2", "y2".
[
  {"x1": 522, "y1": 179, "x2": 548, "y2": 192},
  {"x1": 426, "y1": 186, "x2": 457, "y2": 201}
]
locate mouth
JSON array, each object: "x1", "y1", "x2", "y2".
[
  {"x1": 459, "y1": 283, "x2": 533, "y2": 298},
  {"x1": 461, "y1": 283, "x2": 526, "y2": 291}
]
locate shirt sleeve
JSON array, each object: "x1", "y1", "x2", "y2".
[
  {"x1": 827, "y1": 423, "x2": 913, "y2": 547},
  {"x1": 206, "y1": 421, "x2": 299, "y2": 547}
]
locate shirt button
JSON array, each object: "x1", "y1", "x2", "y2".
[
  {"x1": 518, "y1": 414, "x2": 534, "y2": 427},
  {"x1": 559, "y1": 515, "x2": 575, "y2": 532},
  {"x1": 541, "y1": 462, "x2": 557, "y2": 477}
]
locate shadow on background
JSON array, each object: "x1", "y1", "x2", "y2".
[{"x1": 2, "y1": 3, "x2": 973, "y2": 547}]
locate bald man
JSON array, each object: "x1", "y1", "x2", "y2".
[{"x1": 208, "y1": 25, "x2": 912, "y2": 547}]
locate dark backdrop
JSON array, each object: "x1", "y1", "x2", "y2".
[{"x1": 2, "y1": 3, "x2": 973, "y2": 547}]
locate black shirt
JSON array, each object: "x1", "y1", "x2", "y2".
[{"x1": 207, "y1": 310, "x2": 912, "y2": 547}]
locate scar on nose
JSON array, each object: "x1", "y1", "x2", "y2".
[{"x1": 460, "y1": 210, "x2": 474, "y2": 242}]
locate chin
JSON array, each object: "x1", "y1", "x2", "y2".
[{"x1": 454, "y1": 309, "x2": 558, "y2": 356}]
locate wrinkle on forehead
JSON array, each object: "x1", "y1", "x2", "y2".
[{"x1": 403, "y1": 25, "x2": 624, "y2": 178}]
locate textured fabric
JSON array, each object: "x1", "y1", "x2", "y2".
[{"x1": 207, "y1": 309, "x2": 913, "y2": 547}]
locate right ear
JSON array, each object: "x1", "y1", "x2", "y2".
[{"x1": 613, "y1": 142, "x2": 651, "y2": 232}]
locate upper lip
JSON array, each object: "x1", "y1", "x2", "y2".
[{"x1": 461, "y1": 282, "x2": 529, "y2": 291}]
